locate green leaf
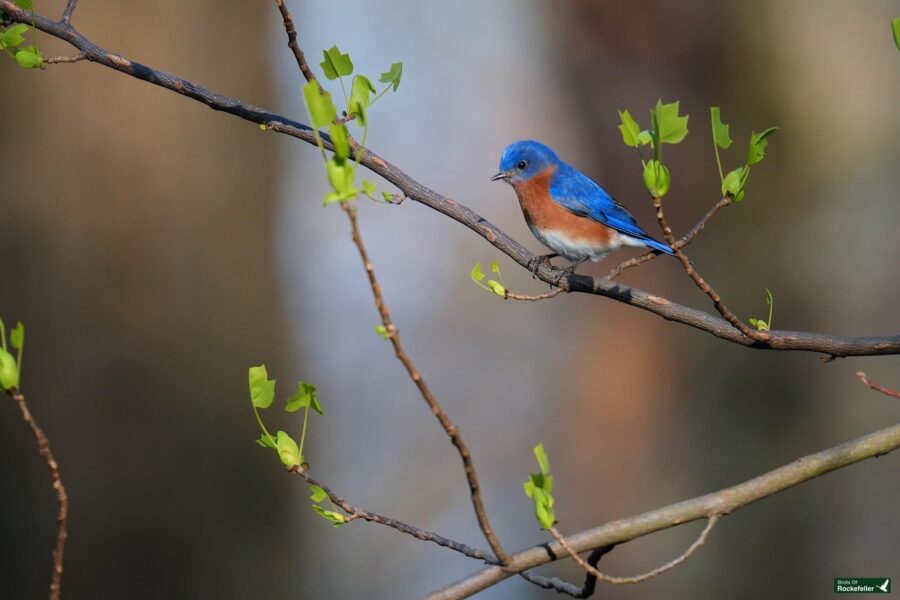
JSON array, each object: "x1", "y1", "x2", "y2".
[
  {"x1": 746, "y1": 127, "x2": 778, "y2": 165},
  {"x1": 642, "y1": 159, "x2": 671, "y2": 198},
  {"x1": 490, "y1": 260, "x2": 501, "y2": 274},
  {"x1": 653, "y1": 99, "x2": 689, "y2": 144},
  {"x1": 323, "y1": 158, "x2": 359, "y2": 204},
  {"x1": 374, "y1": 324, "x2": 389, "y2": 340},
  {"x1": 486, "y1": 280, "x2": 506, "y2": 298},
  {"x1": 347, "y1": 75, "x2": 376, "y2": 126},
  {"x1": 249, "y1": 365, "x2": 276, "y2": 409},
  {"x1": 381, "y1": 191, "x2": 395, "y2": 203},
  {"x1": 285, "y1": 381, "x2": 323, "y2": 415},
  {"x1": 255, "y1": 434, "x2": 276, "y2": 448},
  {"x1": 0, "y1": 24, "x2": 29, "y2": 49},
  {"x1": 523, "y1": 443, "x2": 556, "y2": 529},
  {"x1": 362, "y1": 179, "x2": 376, "y2": 196},
  {"x1": 14, "y1": 0, "x2": 34, "y2": 9},
  {"x1": 10, "y1": 322, "x2": 24, "y2": 350},
  {"x1": 470, "y1": 262, "x2": 485, "y2": 283},
  {"x1": 0, "y1": 350, "x2": 18, "y2": 390},
  {"x1": 302, "y1": 80, "x2": 337, "y2": 129},
  {"x1": 710, "y1": 107, "x2": 732, "y2": 149},
  {"x1": 312, "y1": 505, "x2": 346, "y2": 527},
  {"x1": 893, "y1": 17, "x2": 900, "y2": 51},
  {"x1": 617, "y1": 110, "x2": 642, "y2": 147},
  {"x1": 328, "y1": 123, "x2": 350, "y2": 160},
  {"x1": 319, "y1": 45, "x2": 353, "y2": 80},
  {"x1": 275, "y1": 430, "x2": 302, "y2": 467},
  {"x1": 533, "y1": 443, "x2": 550, "y2": 475},
  {"x1": 378, "y1": 61, "x2": 403, "y2": 91},
  {"x1": 309, "y1": 484, "x2": 328, "y2": 503},
  {"x1": 721, "y1": 166, "x2": 746, "y2": 201},
  {"x1": 14, "y1": 46, "x2": 43, "y2": 69},
  {"x1": 749, "y1": 318, "x2": 769, "y2": 332},
  {"x1": 636, "y1": 130, "x2": 653, "y2": 146}
]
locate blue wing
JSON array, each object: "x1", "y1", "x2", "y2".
[{"x1": 550, "y1": 163, "x2": 673, "y2": 255}]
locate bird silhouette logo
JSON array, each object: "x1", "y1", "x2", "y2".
[{"x1": 877, "y1": 579, "x2": 890, "y2": 593}]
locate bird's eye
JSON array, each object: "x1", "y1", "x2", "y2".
[{"x1": 516, "y1": 160, "x2": 528, "y2": 170}]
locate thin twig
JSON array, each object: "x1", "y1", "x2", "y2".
[
  {"x1": 60, "y1": 0, "x2": 77, "y2": 25},
  {"x1": 45, "y1": 53, "x2": 86, "y2": 64},
  {"x1": 289, "y1": 467, "x2": 495, "y2": 563},
  {"x1": 7, "y1": 388, "x2": 68, "y2": 600},
  {"x1": 273, "y1": 0, "x2": 320, "y2": 88},
  {"x1": 550, "y1": 516, "x2": 718, "y2": 585},
  {"x1": 506, "y1": 288, "x2": 565, "y2": 302},
  {"x1": 856, "y1": 372, "x2": 900, "y2": 399},
  {"x1": 340, "y1": 204, "x2": 509, "y2": 564},
  {"x1": 607, "y1": 196, "x2": 732, "y2": 281},
  {"x1": 675, "y1": 197, "x2": 733, "y2": 249},
  {"x1": 2, "y1": 2, "x2": 899, "y2": 357},
  {"x1": 652, "y1": 197, "x2": 765, "y2": 340},
  {"x1": 518, "y1": 545, "x2": 616, "y2": 598}
]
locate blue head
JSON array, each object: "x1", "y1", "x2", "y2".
[{"x1": 491, "y1": 140, "x2": 560, "y2": 185}]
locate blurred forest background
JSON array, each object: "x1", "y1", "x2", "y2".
[{"x1": 1, "y1": 1, "x2": 898, "y2": 598}]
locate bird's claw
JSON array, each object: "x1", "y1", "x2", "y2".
[{"x1": 529, "y1": 253, "x2": 557, "y2": 279}]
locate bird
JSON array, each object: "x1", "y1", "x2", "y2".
[{"x1": 491, "y1": 140, "x2": 673, "y2": 277}]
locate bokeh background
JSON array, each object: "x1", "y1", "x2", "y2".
[{"x1": 1, "y1": 1, "x2": 898, "y2": 598}]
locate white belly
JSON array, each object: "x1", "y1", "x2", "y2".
[{"x1": 530, "y1": 225, "x2": 624, "y2": 262}]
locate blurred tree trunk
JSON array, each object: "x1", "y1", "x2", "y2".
[{"x1": 0, "y1": 2, "x2": 292, "y2": 598}]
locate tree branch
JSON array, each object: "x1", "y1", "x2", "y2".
[
  {"x1": 518, "y1": 545, "x2": 616, "y2": 598},
  {"x1": 426, "y1": 420, "x2": 900, "y2": 599},
  {"x1": 606, "y1": 196, "x2": 732, "y2": 281},
  {"x1": 341, "y1": 204, "x2": 508, "y2": 563},
  {"x1": 273, "y1": 0, "x2": 321, "y2": 88},
  {"x1": 61, "y1": 0, "x2": 77, "y2": 25},
  {"x1": 856, "y1": 372, "x2": 900, "y2": 399},
  {"x1": 288, "y1": 467, "x2": 496, "y2": 563},
  {"x1": 653, "y1": 197, "x2": 765, "y2": 340},
  {"x1": 3, "y1": 1, "x2": 898, "y2": 357},
  {"x1": 550, "y1": 516, "x2": 718, "y2": 585},
  {"x1": 7, "y1": 388, "x2": 68, "y2": 600}
]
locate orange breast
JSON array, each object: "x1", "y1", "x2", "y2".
[{"x1": 513, "y1": 167, "x2": 616, "y2": 247}]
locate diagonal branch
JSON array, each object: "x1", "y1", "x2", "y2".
[
  {"x1": 652, "y1": 197, "x2": 765, "y2": 340},
  {"x1": 289, "y1": 467, "x2": 496, "y2": 563},
  {"x1": 2, "y1": 1, "x2": 899, "y2": 357},
  {"x1": 426, "y1": 420, "x2": 900, "y2": 599},
  {"x1": 607, "y1": 196, "x2": 732, "y2": 280},
  {"x1": 7, "y1": 388, "x2": 68, "y2": 600},
  {"x1": 341, "y1": 204, "x2": 508, "y2": 564},
  {"x1": 856, "y1": 372, "x2": 900, "y2": 399},
  {"x1": 273, "y1": 0, "x2": 321, "y2": 89}
]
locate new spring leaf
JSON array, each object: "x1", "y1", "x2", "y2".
[
  {"x1": 652, "y1": 99, "x2": 689, "y2": 144},
  {"x1": 710, "y1": 107, "x2": 733, "y2": 149},
  {"x1": 320, "y1": 45, "x2": 353, "y2": 80},
  {"x1": 379, "y1": 62, "x2": 403, "y2": 91},
  {"x1": 285, "y1": 381, "x2": 323, "y2": 415},
  {"x1": 523, "y1": 443, "x2": 556, "y2": 529},
  {"x1": 249, "y1": 365, "x2": 276, "y2": 409},
  {"x1": 747, "y1": 127, "x2": 779, "y2": 165},
  {"x1": 303, "y1": 81, "x2": 337, "y2": 128}
]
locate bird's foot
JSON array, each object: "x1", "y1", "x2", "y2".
[
  {"x1": 529, "y1": 253, "x2": 558, "y2": 279},
  {"x1": 552, "y1": 260, "x2": 585, "y2": 287}
]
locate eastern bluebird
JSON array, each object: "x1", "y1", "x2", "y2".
[{"x1": 492, "y1": 140, "x2": 673, "y2": 275}]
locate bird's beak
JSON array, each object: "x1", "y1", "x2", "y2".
[{"x1": 490, "y1": 170, "x2": 511, "y2": 182}]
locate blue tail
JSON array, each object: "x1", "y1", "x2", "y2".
[{"x1": 641, "y1": 236, "x2": 674, "y2": 255}]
